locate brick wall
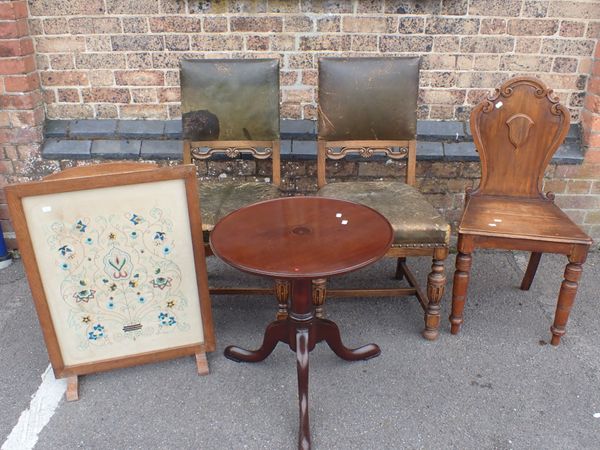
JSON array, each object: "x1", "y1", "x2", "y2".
[
  {"x1": 0, "y1": 0, "x2": 599, "y2": 247},
  {"x1": 27, "y1": 0, "x2": 598, "y2": 122}
]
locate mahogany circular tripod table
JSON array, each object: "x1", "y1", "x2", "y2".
[{"x1": 210, "y1": 196, "x2": 393, "y2": 450}]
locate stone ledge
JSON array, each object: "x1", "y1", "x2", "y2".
[{"x1": 42, "y1": 119, "x2": 584, "y2": 164}]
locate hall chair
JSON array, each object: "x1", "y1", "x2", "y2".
[
  {"x1": 450, "y1": 76, "x2": 592, "y2": 345},
  {"x1": 180, "y1": 58, "x2": 289, "y2": 317},
  {"x1": 315, "y1": 57, "x2": 451, "y2": 340}
]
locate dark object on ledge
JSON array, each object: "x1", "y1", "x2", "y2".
[{"x1": 0, "y1": 223, "x2": 12, "y2": 270}]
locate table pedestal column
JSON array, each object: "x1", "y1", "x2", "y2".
[{"x1": 225, "y1": 278, "x2": 381, "y2": 450}]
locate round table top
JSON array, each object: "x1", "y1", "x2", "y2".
[{"x1": 209, "y1": 196, "x2": 393, "y2": 279}]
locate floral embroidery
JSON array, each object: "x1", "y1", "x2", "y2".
[
  {"x1": 129, "y1": 213, "x2": 142, "y2": 225},
  {"x1": 88, "y1": 324, "x2": 105, "y2": 340},
  {"x1": 158, "y1": 312, "x2": 176, "y2": 326},
  {"x1": 154, "y1": 231, "x2": 165, "y2": 241},
  {"x1": 58, "y1": 245, "x2": 73, "y2": 257},
  {"x1": 73, "y1": 289, "x2": 96, "y2": 303},
  {"x1": 75, "y1": 220, "x2": 87, "y2": 232},
  {"x1": 151, "y1": 276, "x2": 172, "y2": 290}
]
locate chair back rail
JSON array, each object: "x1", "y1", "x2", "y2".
[{"x1": 469, "y1": 76, "x2": 570, "y2": 199}]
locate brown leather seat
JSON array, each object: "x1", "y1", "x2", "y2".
[
  {"x1": 315, "y1": 56, "x2": 450, "y2": 340},
  {"x1": 318, "y1": 181, "x2": 450, "y2": 245}
]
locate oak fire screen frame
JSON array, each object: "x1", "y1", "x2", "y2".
[{"x1": 5, "y1": 163, "x2": 215, "y2": 400}]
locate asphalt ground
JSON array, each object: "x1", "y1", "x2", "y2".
[{"x1": 1, "y1": 251, "x2": 599, "y2": 449}]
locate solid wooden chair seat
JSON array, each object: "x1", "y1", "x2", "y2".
[
  {"x1": 198, "y1": 180, "x2": 281, "y2": 234},
  {"x1": 318, "y1": 180, "x2": 450, "y2": 246},
  {"x1": 459, "y1": 195, "x2": 590, "y2": 244}
]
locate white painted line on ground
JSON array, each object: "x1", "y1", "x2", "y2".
[{"x1": 1, "y1": 364, "x2": 66, "y2": 450}]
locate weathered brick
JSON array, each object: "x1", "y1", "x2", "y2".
[
  {"x1": 441, "y1": 0, "x2": 467, "y2": 15},
  {"x1": 419, "y1": 89, "x2": 466, "y2": 105},
  {"x1": 300, "y1": 36, "x2": 351, "y2": 51},
  {"x1": 508, "y1": 19, "x2": 559, "y2": 36},
  {"x1": 35, "y1": 37, "x2": 86, "y2": 53},
  {"x1": 584, "y1": 93, "x2": 600, "y2": 114},
  {"x1": 122, "y1": 17, "x2": 148, "y2": 33},
  {"x1": 158, "y1": 87, "x2": 180, "y2": 103},
  {"x1": 397, "y1": 17, "x2": 424, "y2": 34},
  {"x1": 559, "y1": 20, "x2": 586, "y2": 38},
  {"x1": 95, "y1": 104, "x2": 118, "y2": 118},
  {"x1": 149, "y1": 17, "x2": 201, "y2": 33},
  {"x1": 228, "y1": 0, "x2": 267, "y2": 13},
  {"x1": 584, "y1": 210, "x2": 600, "y2": 224},
  {"x1": 280, "y1": 70, "x2": 298, "y2": 86},
  {"x1": 430, "y1": 105, "x2": 455, "y2": 119},
  {"x1": 522, "y1": 0, "x2": 548, "y2": 17},
  {"x1": 433, "y1": 36, "x2": 460, "y2": 53},
  {"x1": 515, "y1": 37, "x2": 542, "y2": 54},
  {"x1": 0, "y1": 37, "x2": 33, "y2": 58},
  {"x1": 287, "y1": 53, "x2": 314, "y2": 69},
  {"x1": 191, "y1": 35, "x2": 244, "y2": 51},
  {"x1": 28, "y1": 0, "x2": 105, "y2": 16},
  {"x1": 57, "y1": 88, "x2": 80, "y2": 103},
  {"x1": 106, "y1": 0, "x2": 158, "y2": 14},
  {"x1": 268, "y1": 0, "x2": 301, "y2": 13},
  {"x1": 0, "y1": 18, "x2": 28, "y2": 39},
  {"x1": 281, "y1": 102, "x2": 301, "y2": 118},
  {"x1": 68, "y1": 17, "x2": 121, "y2": 34},
  {"x1": 427, "y1": 71, "x2": 457, "y2": 88},
  {"x1": 76, "y1": 53, "x2": 126, "y2": 69},
  {"x1": 0, "y1": 1, "x2": 28, "y2": 20},
  {"x1": 4, "y1": 72, "x2": 40, "y2": 92},
  {"x1": 457, "y1": 72, "x2": 506, "y2": 88},
  {"x1": 468, "y1": 0, "x2": 521, "y2": 16},
  {"x1": 203, "y1": 17, "x2": 228, "y2": 33},
  {"x1": 271, "y1": 35, "x2": 295, "y2": 51},
  {"x1": 566, "y1": 180, "x2": 592, "y2": 194},
  {"x1": 541, "y1": 38, "x2": 595, "y2": 56},
  {"x1": 461, "y1": 37, "x2": 514, "y2": 53},
  {"x1": 85, "y1": 36, "x2": 112, "y2": 52},
  {"x1": 380, "y1": 36, "x2": 433, "y2": 53},
  {"x1": 283, "y1": 88, "x2": 313, "y2": 103},
  {"x1": 500, "y1": 55, "x2": 553, "y2": 72},
  {"x1": 41, "y1": 71, "x2": 88, "y2": 86},
  {"x1": 115, "y1": 70, "x2": 164, "y2": 86},
  {"x1": 120, "y1": 104, "x2": 168, "y2": 119},
  {"x1": 548, "y1": 1, "x2": 600, "y2": 19},
  {"x1": 555, "y1": 194, "x2": 600, "y2": 210},
  {"x1": 131, "y1": 88, "x2": 157, "y2": 103},
  {"x1": 343, "y1": 17, "x2": 388, "y2": 33},
  {"x1": 301, "y1": 0, "x2": 353, "y2": 13},
  {"x1": 587, "y1": 22, "x2": 600, "y2": 39},
  {"x1": 426, "y1": 17, "x2": 479, "y2": 35},
  {"x1": 351, "y1": 35, "x2": 378, "y2": 52},
  {"x1": 553, "y1": 57, "x2": 578, "y2": 73},
  {"x1": 49, "y1": 54, "x2": 75, "y2": 70},
  {"x1": 246, "y1": 36, "x2": 270, "y2": 51},
  {"x1": 165, "y1": 35, "x2": 190, "y2": 51},
  {"x1": 43, "y1": 18, "x2": 68, "y2": 35},
  {"x1": 189, "y1": 0, "x2": 229, "y2": 14},
  {"x1": 88, "y1": 70, "x2": 114, "y2": 87},
  {"x1": 480, "y1": 19, "x2": 506, "y2": 35},
  {"x1": 126, "y1": 52, "x2": 153, "y2": 70},
  {"x1": 0, "y1": 55, "x2": 35, "y2": 75},
  {"x1": 384, "y1": 0, "x2": 440, "y2": 14},
  {"x1": 355, "y1": 0, "x2": 384, "y2": 13},
  {"x1": 46, "y1": 104, "x2": 94, "y2": 119},
  {"x1": 82, "y1": 87, "x2": 130, "y2": 103},
  {"x1": 473, "y1": 55, "x2": 499, "y2": 71},
  {"x1": 284, "y1": 16, "x2": 313, "y2": 32},
  {"x1": 112, "y1": 35, "x2": 164, "y2": 51},
  {"x1": 28, "y1": 18, "x2": 43, "y2": 36},
  {"x1": 231, "y1": 16, "x2": 282, "y2": 32},
  {"x1": 316, "y1": 17, "x2": 341, "y2": 33}
]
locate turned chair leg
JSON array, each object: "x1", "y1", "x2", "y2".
[
  {"x1": 550, "y1": 258, "x2": 584, "y2": 346},
  {"x1": 395, "y1": 257, "x2": 406, "y2": 280},
  {"x1": 423, "y1": 251, "x2": 447, "y2": 341},
  {"x1": 520, "y1": 252, "x2": 542, "y2": 291},
  {"x1": 450, "y1": 251, "x2": 473, "y2": 335},
  {"x1": 312, "y1": 278, "x2": 327, "y2": 319},
  {"x1": 275, "y1": 279, "x2": 290, "y2": 320}
]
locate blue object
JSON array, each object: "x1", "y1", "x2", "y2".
[{"x1": 0, "y1": 223, "x2": 12, "y2": 269}]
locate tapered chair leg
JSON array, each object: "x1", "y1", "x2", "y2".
[
  {"x1": 423, "y1": 249, "x2": 447, "y2": 340},
  {"x1": 312, "y1": 278, "x2": 327, "y2": 319},
  {"x1": 550, "y1": 259, "x2": 583, "y2": 346},
  {"x1": 450, "y1": 251, "x2": 473, "y2": 335},
  {"x1": 275, "y1": 279, "x2": 290, "y2": 320},
  {"x1": 395, "y1": 257, "x2": 406, "y2": 280},
  {"x1": 520, "y1": 252, "x2": 542, "y2": 291}
]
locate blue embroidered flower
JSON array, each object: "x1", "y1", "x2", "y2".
[
  {"x1": 75, "y1": 220, "x2": 87, "y2": 232},
  {"x1": 58, "y1": 245, "x2": 73, "y2": 256},
  {"x1": 162, "y1": 246, "x2": 171, "y2": 256},
  {"x1": 138, "y1": 296, "x2": 146, "y2": 304},
  {"x1": 130, "y1": 231, "x2": 138, "y2": 239},
  {"x1": 73, "y1": 289, "x2": 96, "y2": 303},
  {"x1": 151, "y1": 276, "x2": 172, "y2": 290},
  {"x1": 107, "y1": 301, "x2": 115, "y2": 309},
  {"x1": 60, "y1": 262, "x2": 70, "y2": 270},
  {"x1": 129, "y1": 214, "x2": 142, "y2": 225},
  {"x1": 87, "y1": 323, "x2": 105, "y2": 340},
  {"x1": 85, "y1": 237, "x2": 93, "y2": 245},
  {"x1": 154, "y1": 231, "x2": 166, "y2": 241},
  {"x1": 158, "y1": 312, "x2": 176, "y2": 326}
]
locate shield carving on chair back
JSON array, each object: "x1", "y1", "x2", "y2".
[{"x1": 469, "y1": 77, "x2": 570, "y2": 199}]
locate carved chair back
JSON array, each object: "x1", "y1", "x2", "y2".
[
  {"x1": 317, "y1": 56, "x2": 420, "y2": 188},
  {"x1": 180, "y1": 58, "x2": 281, "y2": 186},
  {"x1": 469, "y1": 76, "x2": 570, "y2": 199}
]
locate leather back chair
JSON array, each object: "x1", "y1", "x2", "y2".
[
  {"x1": 450, "y1": 76, "x2": 592, "y2": 345},
  {"x1": 316, "y1": 57, "x2": 450, "y2": 340},
  {"x1": 181, "y1": 59, "x2": 288, "y2": 316}
]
